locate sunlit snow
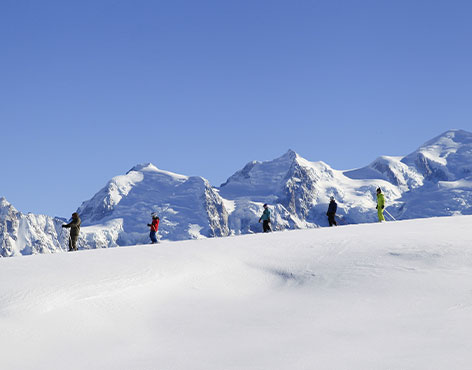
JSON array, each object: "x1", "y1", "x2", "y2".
[{"x1": 1, "y1": 216, "x2": 471, "y2": 369}]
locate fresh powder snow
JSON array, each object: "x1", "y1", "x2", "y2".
[{"x1": 1, "y1": 215, "x2": 471, "y2": 370}]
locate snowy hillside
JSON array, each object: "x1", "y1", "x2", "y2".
[
  {"x1": 2, "y1": 129, "x2": 472, "y2": 257},
  {"x1": 1, "y1": 216, "x2": 472, "y2": 370}
]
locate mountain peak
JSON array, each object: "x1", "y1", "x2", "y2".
[
  {"x1": 127, "y1": 163, "x2": 159, "y2": 174},
  {"x1": 422, "y1": 129, "x2": 472, "y2": 148},
  {"x1": 268, "y1": 149, "x2": 304, "y2": 167},
  {"x1": 441, "y1": 128, "x2": 472, "y2": 136},
  {"x1": 401, "y1": 129, "x2": 472, "y2": 182},
  {"x1": 0, "y1": 197, "x2": 11, "y2": 207},
  {"x1": 279, "y1": 149, "x2": 299, "y2": 161}
]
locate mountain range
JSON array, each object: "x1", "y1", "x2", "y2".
[{"x1": 2, "y1": 129, "x2": 471, "y2": 257}]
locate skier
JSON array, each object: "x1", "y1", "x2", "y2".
[
  {"x1": 62, "y1": 212, "x2": 81, "y2": 251},
  {"x1": 147, "y1": 213, "x2": 160, "y2": 243},
  {"x1": 376, "y1": 187, "x2": 385, "y2": 222},
  {"x1": 326, "y1": 196, "x2": 337, "y2": 226},
  {"x1": 258, "y1": 204, "x2": 272, "y2": 232}
]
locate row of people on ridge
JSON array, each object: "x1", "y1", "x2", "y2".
[
  {"x1": 258, "y1": 187, "x2": 386, "y2": 232},
  {"x1": 61, "y1": 187, "x2": 387, "y2": 249}
]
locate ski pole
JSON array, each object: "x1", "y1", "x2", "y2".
[{"x1": 384, "y1": 209, "x2": 397, "y2": 221}]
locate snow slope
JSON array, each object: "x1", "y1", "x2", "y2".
[{"x1": 1, "y1": 216, "x2": 472, "y2": 370}]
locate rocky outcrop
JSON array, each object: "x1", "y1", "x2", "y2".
[{"x1": 0, "y1": 197, "x2": 67, "y2": 257}]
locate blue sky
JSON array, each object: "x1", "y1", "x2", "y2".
[{"x1": 1, "y1": 0, "x2": 471, "y2": 217}]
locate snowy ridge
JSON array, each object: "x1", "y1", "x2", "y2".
[
  {"x1": 1, "y1": 216, "x2": 472, "y2": 369},
  {"x1": 402, "y1": 129, "x2": 472, "y2": 181},
  {"x1": 345, "y1": 155, "x2": 424, "y2": 190},
  {"x1": 1, "y1": 129, "x2": 472, "y2": 256}
]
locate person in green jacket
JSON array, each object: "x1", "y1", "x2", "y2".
[
  {"x1": 62, "y1": 212, "x2": 81, "y2": 251},
  {"x1": 259, "y1": 203, "x2": 272, "y2": 232},
  {"x1": 376, "y1": 187, "x2": 385, "y2": 222}
]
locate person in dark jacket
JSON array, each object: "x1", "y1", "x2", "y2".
[
  {"x1": 147, "y1": 213, "x2": 160, "y2": 243},
  {"x1": 326, "y1": 196, "x2": 337, "y2": 226},
  {"x1": 258, "y1": 204, "x2": 272, "y2": 232},
  {"x1": 62, "y1": 212, "x2": 81, "y2": 251}
]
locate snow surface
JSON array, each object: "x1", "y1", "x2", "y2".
[{"x1": 1, "y1": 216, "x2": 472, "y2": 370}]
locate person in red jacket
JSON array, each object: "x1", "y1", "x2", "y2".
[{"x1": 147, "y1": 213, "x2": 160, "y2": 244}]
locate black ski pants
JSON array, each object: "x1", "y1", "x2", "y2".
[
  {"x1": 262, "y1": 220, "x2": 272, "y2": 232},
  {"x1": 327, "y1": 213, "x2": 337, "y2": 227}
]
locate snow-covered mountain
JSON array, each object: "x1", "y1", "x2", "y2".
[
  {"x1": 344, "y1": 155, "x2": 424, "y2": 190},
  {"x1": 402, "y1": 129, "x2": 472, "y2": 181},
  {"x1": 1, "y1": 129, "x2": 472, "y2": 257},
  {"x1": 344, "y1": 130, "x2": 472, "y2": 219},
  {"x1": 77, "y1": 163, "x2": 229, "y2": 248},
  {"x1": 219, "y1": 149, "x2": 400, "y2": 231},
  {"x1": 0, "y1": 197, "x2": 68, "y2": 257}
]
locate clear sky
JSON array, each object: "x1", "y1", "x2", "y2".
[{"x1": 1, "y1": 0, "x2": 472, "y2": 217}]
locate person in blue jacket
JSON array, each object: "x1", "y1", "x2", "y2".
[
  {"x1": 259, "y1": 203, "x2": 272, "y2": 232},
  {"x1": 326, "y1": 196, "x2": 337, "y2": 226}
]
